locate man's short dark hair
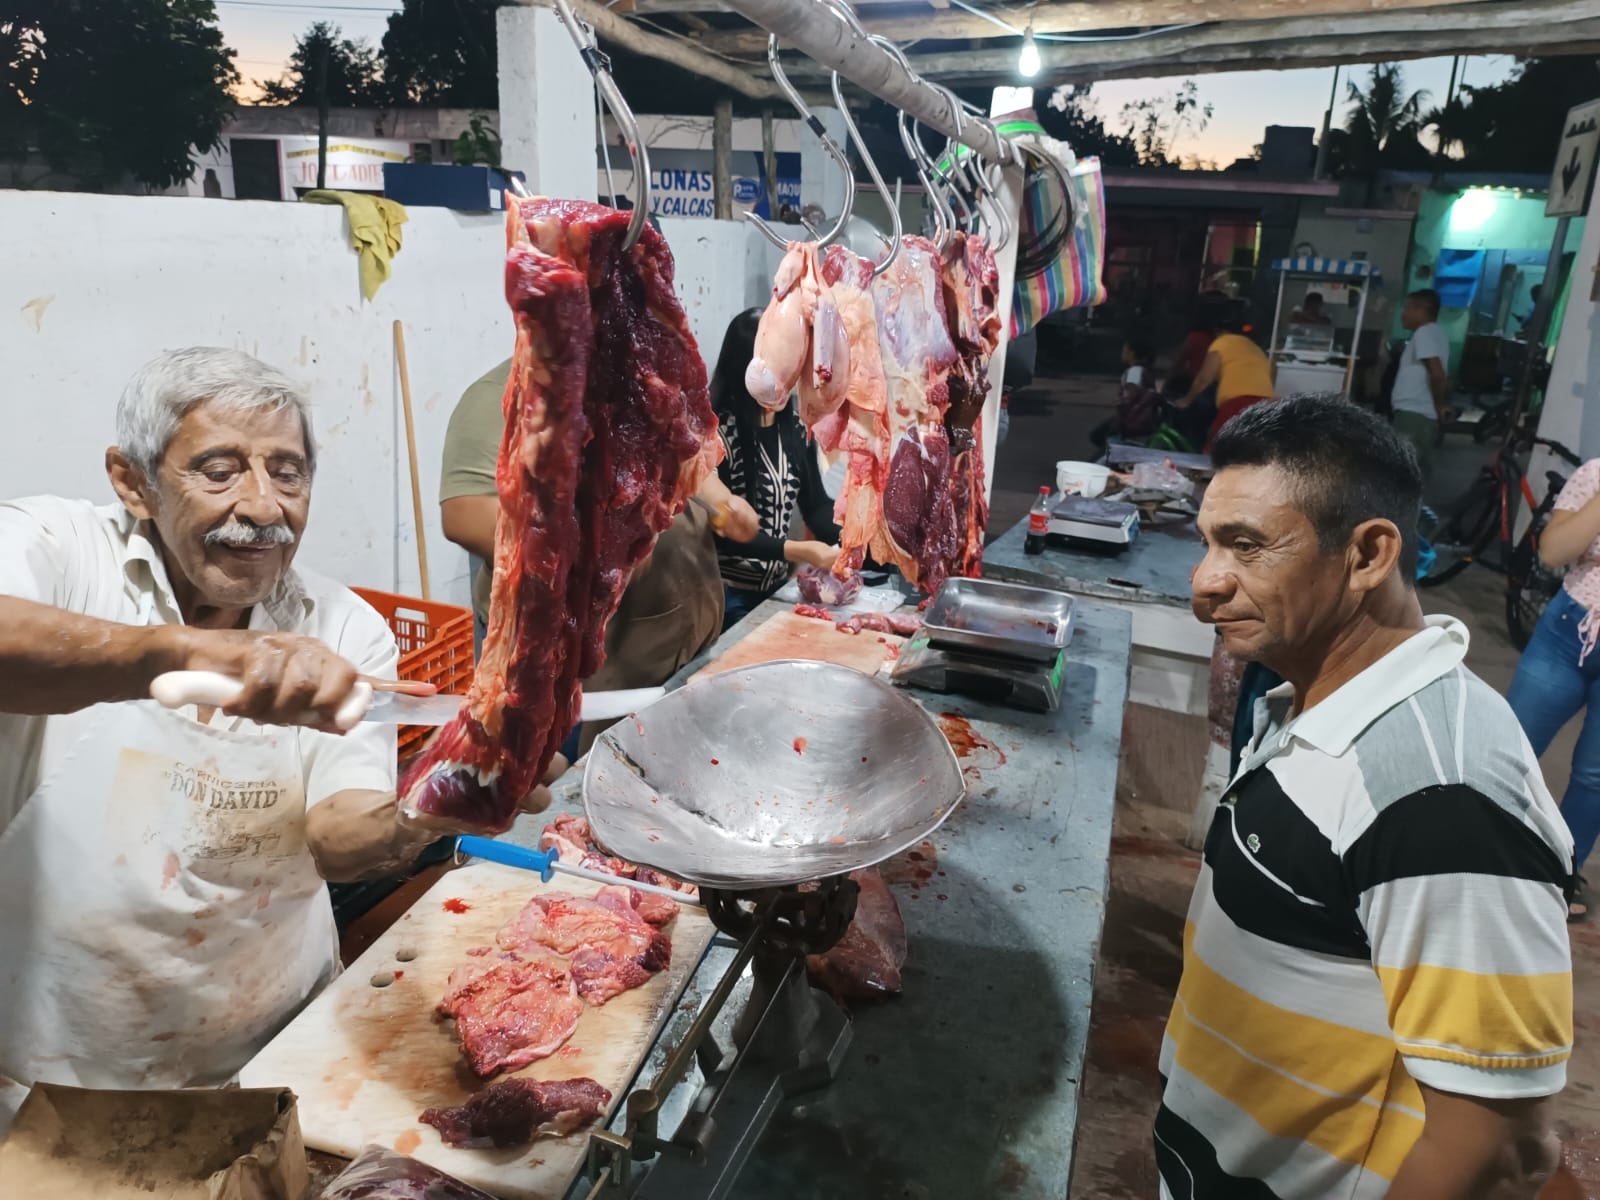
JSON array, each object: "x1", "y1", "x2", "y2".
[
  {"x1": 1408, "y1": 287, "x2": 1441, "y2": 319},
  {"x1": 1304, "y1": 291, "x2": 1324, "y2": 307},
  {"x1": 1211, "y1": 395, "x2": 1423, "y2": 582},
  {"x1": 1126, "y1": 336, "x2": 1156, "y2": 366}
]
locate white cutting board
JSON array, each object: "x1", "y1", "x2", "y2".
[{"x1": 240, "y1": 861, "x2": 714, "y2": 1198}]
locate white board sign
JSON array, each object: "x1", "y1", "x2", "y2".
[{"x1": 1546, "y1": 98, "x2": 1600, "y2": 217}]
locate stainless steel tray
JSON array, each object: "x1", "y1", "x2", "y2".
[{"x1": 922, "y1": 577, "x2": 1075, "y2": 663}]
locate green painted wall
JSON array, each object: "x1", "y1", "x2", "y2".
[{"x1": 1396, "y1": 187, "x2": 1584, "y2": 371}]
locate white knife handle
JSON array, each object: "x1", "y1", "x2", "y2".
[{"x1": 150, "y1": 670, "x2": 373, "y2": 732}]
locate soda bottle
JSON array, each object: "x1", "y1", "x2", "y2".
[{"x1": 1024, "y1": 486, "x2": 1052, "y2": 555}]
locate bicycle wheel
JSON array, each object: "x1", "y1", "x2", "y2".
[
  {"x1": 1417, "y1": 481, "x2": 1499, "y2": 588},
  {"x1": 1506, "y1": 519, "x2": 1564, "y2": 650}
]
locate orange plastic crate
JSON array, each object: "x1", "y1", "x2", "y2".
[{"x1": 351, "y1": 587, "x2": 474, "y2": 760}]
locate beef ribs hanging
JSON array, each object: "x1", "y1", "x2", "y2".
[{"x1": 400, "y1": 197, "x2": 722, "y2": 833}]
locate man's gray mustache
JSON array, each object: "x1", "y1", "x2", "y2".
[{"x1": 205, "y1": 519, "x2": 296, "y2": 548}]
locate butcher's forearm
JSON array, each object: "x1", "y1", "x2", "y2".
[
  {"x1": 0, "y1": 596, "x2": 183, "y2": 714},
  {"x1": 305, "y1": 788, "x2": 435, "y2": 882},
  {"x1": 440, "y1": 495, "x2": 499, "y2": 563}
]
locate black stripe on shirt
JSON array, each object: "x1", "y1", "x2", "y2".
[
  {"x1": 1154, "y1": 1101, "x2": 1284, "y2": 1200},
  {"x1": 1343, "y1": 783, "x2": 1575, "y2": 897},
  {"x1": 1203, "y1": 767, "x2": 1370, "y2": 960}
]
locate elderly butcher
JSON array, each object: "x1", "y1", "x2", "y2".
[{"x1": 0, "y1": 347, "x2": 550, "y2": 1128}]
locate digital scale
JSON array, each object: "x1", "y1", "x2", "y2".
[
  {"x1": 1046, "y1": 495, "x2": 1140, "y2": 551},
  {"x1": 891, "y1": 577, "x2": 1076, "y2": 713}
]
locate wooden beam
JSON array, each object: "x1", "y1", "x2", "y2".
[
  {"x1": 780, "y1": 0, "x2": 1600, "y2": 81},
  {"x1": 696, "y1": 0, "x2": 1503, "y2": 52},
  {"x1": 518, "y1": 0, "x2": 781, "y2": 100},
  {"x1": 761, "y1": 107, "x2": 778, "y2": 214}
]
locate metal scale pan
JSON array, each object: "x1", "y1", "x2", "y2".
[{"x1": 581, "y1": 659, "x2": 965, "y2": 891}]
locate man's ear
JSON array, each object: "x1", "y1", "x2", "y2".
[
  {"x1": 1346, "y1": 517, "x2": 1404, "y2": 594},
  {"x1": 106, "y1": 447, "x2": 158, "y2": 521}
]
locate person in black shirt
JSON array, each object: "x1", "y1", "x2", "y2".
[{"x1": 710, "y1": 309, "x2": 842, "y2": 630}]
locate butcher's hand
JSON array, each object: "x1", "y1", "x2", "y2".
[
  {"x1": 787, "y1": 541, "x2": 841, "y2": 571},
  {"x1": 718, "y1": 495, "x2": 761, "y2": 542},
  {"x1": 176, "y1": 628, "x2": 363, "y2": 734}
]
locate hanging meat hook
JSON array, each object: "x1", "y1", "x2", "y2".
[
  {"x1": 748, "y1": 34, "x2": 856, "y2": 251},
  {"x1": 549, "y1": 0, "x2": 651, "y2": 250},
  {"x1": 868, "y1": 35, "x2": 956, "y2": 251},
  {"x1": 816, "y1": 0, "x2": 902, "y2": 274}
]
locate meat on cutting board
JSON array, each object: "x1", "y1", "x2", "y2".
[
  {"x1": 807, "y1": 868, "x2": 908, "y2": 1003},
  {"x1": 399, "y1": 196, "x2": 721, "y2": 834},
  {"x1": 438, "y1": 955, "x2": 585, "y2": 1078},
  {"x1": 537, "y1": 815, "x2": 696, "y2": 924},
  {"x1": 320, "y1": 1145, "x2": 499, "y2": 1200},
  {"x1": 497, "y1": 888, "x2": 672, "y2": 1005},
  {"x1": 420, "y1": 1077, "x2": 612, "y2": 1149}
]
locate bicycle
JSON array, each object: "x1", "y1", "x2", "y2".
[{"x1": 1416, "y1": 435, "x2": 1581, "y2": 645}]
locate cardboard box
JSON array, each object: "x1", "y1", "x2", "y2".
[{"x1": 0, "y1": 1084, "x2": 309, "y2": 1200}]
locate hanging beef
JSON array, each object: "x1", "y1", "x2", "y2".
[{"x1": 400, "y1": 197, "x2": 722, "y2": 833}]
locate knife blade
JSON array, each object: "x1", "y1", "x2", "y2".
[{"x1": 149, "y1": 671, "x2": 665, "y2": 731}]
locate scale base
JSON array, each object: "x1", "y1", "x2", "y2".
[
  {"x1": 629, "y1": 956, "x2": 851, "y2": 1199},
  {"x1": 892, "y1": 633, "x2": 1065, "y2": 712}
]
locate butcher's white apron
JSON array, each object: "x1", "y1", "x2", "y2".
[{"x1": 0, "y1": 699, "x2": 338, "y2": 1129}]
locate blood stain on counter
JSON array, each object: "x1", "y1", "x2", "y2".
[
  {"x1": 793, "y1": 737, "x2": 808, "y2": 754},
  {"x1": 442, "y1": 898, "x2": 471, "y2": 914},
  {"x1": 394, "y1": 1130, "x2": 421, "y2": 1155},
  {"x1": 937, "y1": 713, "x2": 1007, "y2": 764},
  {"x1": 881, "y1": 840, "x2": 939, "y2": 888}
]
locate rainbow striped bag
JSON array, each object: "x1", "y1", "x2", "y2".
[{"x1": 1010, "y1": 155, "x2": 1106, "y2": 338}]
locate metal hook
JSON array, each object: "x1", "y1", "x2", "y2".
[
  {"x1": 817, "y1": 0, "x2": 901, "y2": 273},
  {"x1": 550, "y1": 0, "x2": 650, "y2": 250},
  {"x1": 869, "y1": 35, "x2": 953, "y2": 251},
  {"x1": 747, "y1": 34, "x2": 855, "y2": 251}
]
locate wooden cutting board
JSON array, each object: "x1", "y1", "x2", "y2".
[
  {"x1": 239, "y1": 861, "x2": 714, "y2": 1199},
  {"x1": 695, "y1": 610, "x2": 903, "y2": 680}
]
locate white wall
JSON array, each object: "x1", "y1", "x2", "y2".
[
  {"x1": 1540, "y1": 199, "x2": 1600, "y2": 464},
  {"x1": 2, "y1": 192, "x2": 765, "y2": 611}
]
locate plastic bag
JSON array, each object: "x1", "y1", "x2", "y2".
[
  {"x1": 318, "y1": 1146, "x2": 496, "y2": 1200},
  {"x1": 1129, "y1": 459, "x2": 1194, "y2": 499},
  {"x1": 796, "y1": 565, "x2": 863, "y2": 607}
]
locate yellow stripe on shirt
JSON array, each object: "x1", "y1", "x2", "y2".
[{"x1": 1376, "y1": 962, "x2": 1573, "y2": 1069}]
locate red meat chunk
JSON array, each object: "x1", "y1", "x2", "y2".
[
  {"x1": 437, "y1": 954, "x2": 584, "y2": 1078},
  {"x1": 807, "y1": 868, "x2": 908, "y2": 1003},
  {"x1": 496, "y1": 888, "x2": 671, "y2": 1005},
  {"x1": 420, "y1": 1077, "x2": 612, "y2": 1149},
  {"x1": 399, "y1": 197, "x2": 721, "y2": 833}
]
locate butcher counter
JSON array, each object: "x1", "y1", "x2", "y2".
[{"x1": 511, "y1": 595, "x2": 1135, "y2": 1200}]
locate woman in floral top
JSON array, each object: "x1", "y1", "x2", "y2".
[{"x1": 1507, "y1": 456, "x2": 1600, "y2": 919}]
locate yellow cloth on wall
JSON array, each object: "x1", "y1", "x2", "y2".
[{"x1": 304, "y1": 189, "x2": 408, "y2": 301}]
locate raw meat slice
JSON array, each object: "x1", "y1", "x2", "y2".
[
  {"x1": 400, "y1": 196, "x2": 721, "y2": 833},
  {"x1": 792, "y1": 603, "x2": 836, "y2": 622},
  {"x1": 746, "y1": 243, "x2": 816, "y2": 410},
  {"x1": 540, "y1": 813, "x2": 594, "y2": 863},
  {"x1": 796, "y1": 564, "x2": 862, "y2": 607},
  {"x1": 438, "y1": 955, "x2": 584, "y2": 1077},
  {"x1": 806, "y1": 868, "x2": 907, "y2": 1003},
  {"x1": 420, "y1": 1077, "x2": 612, "y2": 1149},
  {"x1": 320, "y1": 1145, "x2": 496, "y2": 1200},
  {"x1": 537, "y1": 815, "x2": 695, "y2": 922},
  {"x1": 835, "y1": 611, "x2": 922, "y2": 637},
  {"x1": 497, "y1": 889, "x2": 671, "y2": 1006}
]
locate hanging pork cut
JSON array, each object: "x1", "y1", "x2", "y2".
[
  {"x1": 401, "y1": 197, "x2": 722, "y2": 833},
  {"x1": 754, "y1": 234, "x2": 999, "y2": 592}
]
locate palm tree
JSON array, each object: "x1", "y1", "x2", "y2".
[{"x1": 1344, "y1": 64, "x2": 1430, "y2": 199}]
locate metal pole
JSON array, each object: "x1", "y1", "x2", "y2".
[
  {"x1": 315, "y1": 38, "x2": 330, "y2": 190},
  {"x1": 761, "y1": 107, "x2": 778, "y2": 216},
  {"x1": 1313, "y1": 65, "x2": 1340, "y2": 181},
  {"x1": 1346, "y1": 276, "x2": 1371, "y2": 403},
  {"x1": 1505, "y1": 215, "x2": 1572, "y2": 445},
  {"x1": 1268, "y1": 270, "x2": 1288, "y2": 386},
  {"x1": 718, "y1": 0, "x2": 1013, "y2": 163}
]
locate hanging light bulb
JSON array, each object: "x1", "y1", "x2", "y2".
[{"x1": 1018, "y1": 26, "x2": 1041, "y2": 78}]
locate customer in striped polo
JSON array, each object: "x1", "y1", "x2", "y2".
[{"x1": 1158, "y1": 395, "x2": 1575, "y2": 1199}]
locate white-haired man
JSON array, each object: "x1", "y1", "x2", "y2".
[{"x1": 0, "y1": 347, "x2": 549, "y2": 1127}]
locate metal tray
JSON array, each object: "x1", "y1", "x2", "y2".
[{"x1": 922, "y1": 577, "x2": 1075, "y2": 663}]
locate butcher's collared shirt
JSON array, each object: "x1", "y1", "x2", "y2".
[{"x1": 0, "y1": 495, "x2": 398, "y2": 836}]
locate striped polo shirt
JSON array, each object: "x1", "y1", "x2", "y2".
[{"x1": 1157, "y1": 616, "x2": 1575, "y2": 1200}]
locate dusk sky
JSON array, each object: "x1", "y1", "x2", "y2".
[{"x1": 214, "y1": 0, "x2": 1517, "y2": 164}]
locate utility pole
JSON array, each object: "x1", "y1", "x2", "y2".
[
  {"x1": 1313, "y1": 64, "x2": 1341, "y2": 181},
  {"x1": 315, "y1": 37, "x2": 330, "y2": 190}
]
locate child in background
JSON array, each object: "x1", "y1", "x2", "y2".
[{"x1": 1091, "y1": 338, "x2": 1161, "y2": 449}]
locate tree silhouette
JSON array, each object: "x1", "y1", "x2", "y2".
[
  {"x1": 1035, "y1": 85, "x2": 1139, "y2": 167},
  {"x1": 257, "y1": 21, "x2": 384, "y2": 108},
  {"x1": 2, "y1": 0, "x2": 237, "y2": 190},
  {"x1": 1427, "y1": 58, "x2": 1600, "y2": 173},
  {"x1": 1343, "y1": 63, "x2": 1430, "y2": 199},
  {"x1": 1119, "y1": 80, "x2": 1214, "y2": 168},
  {"x1": 381, "y1": 0, "x2": 501, "y2": 108}
]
